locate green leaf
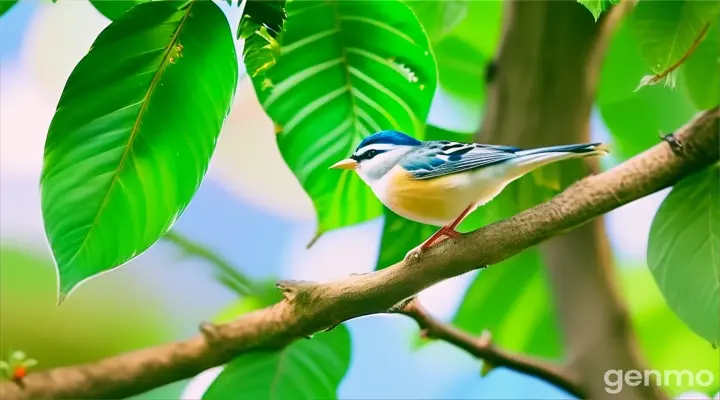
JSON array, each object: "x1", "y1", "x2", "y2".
[
  {"x1": 405, "y1": 1, "x2": 497, "y2": 116},
  {"x1": 89, "y1": 1, "x2": 199, "y2": 21},
  {"x1": 40, "y1": 1, "x2": 238, "y2": 299},
  {"x1": 422, "y1": 0, "x2": 499, "y2": 107},
  {"x1": 599, "y1": 18, "x2": 700, "y2": 160},
  {"x1": 433, "y1": 36, "x2": 487, "y2": 104},
  {"x1": 205, "y1": 283, "x2": 350, "y2": 399},
  {"x1": 405, "y1": 0, "x2": 468, "y2": 44},
  {"x1": 621, "y1": 266, "x2": 720, "y2": 395},
  {"x1": 598, "y1": 21, "x2": 651, "y2": 105},
  {"x1": 203, "y1": 326, "x2": 352, "y2": 399},
  {"x1": 248, "y1": 0, "x2": 437, "y2": 236},
  {"x1": 577, "y1": 0, "x2": 618, "y2": 22},
  {"x1": 374, "y1": 125, "x2": 471, "y2": 270},
  {"x1": 600, "y1": 74, "x2": 698, "y2": 160},
  {"x1": 376, "y1": 209, "x2": 436, "y2": 270},
  {"x1": 239, "y1": 0, "x2": 286, "y2": 39},
  {"x1": 631, "y1": 0, "x2": 720, "y2": 75},
  {"x1": 90, "y1": 0, "x2": 150, "y2": 20},
  {"x1": 647, "y1": 166, "x2": 720, "y2": 346},
  {"x1": 0, "y1": 0, "x2": 18, "y2": 17},
  {"x1": 451, "y1": 0, "x2": 502, "y2": 57},
  {"x1": 237, "y1": 0, "x2": 286, "y2": 83},
  {"x1": 681, "y1": 22, "x2": 720, "y2": 109}
]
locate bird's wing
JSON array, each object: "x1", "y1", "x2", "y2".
[{"x1": 401, "y1": 141, "x2": 519, "y2": 180}]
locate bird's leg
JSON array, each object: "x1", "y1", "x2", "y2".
[
  {"x1": 404, "y1": 205, "x2": 474, "y2": 262},
  {"x1": 418, "y1": 226, "x2": 459, "y2": 250}
]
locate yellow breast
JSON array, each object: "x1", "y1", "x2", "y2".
[{"x1": 380, "y1": 166, "x2": 473, "y2": 226}]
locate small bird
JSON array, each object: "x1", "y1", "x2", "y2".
[{"x1": 330, "y1": 130, "x2": 609, "y2": 261}]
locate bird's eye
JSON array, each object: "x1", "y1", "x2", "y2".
[{"x1": 365, "y1": 150, "x2": 378, "y2": 158}]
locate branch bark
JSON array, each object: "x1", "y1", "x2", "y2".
[
  {"x1": 1, "y1": 107, "x2": 717, "y2": 400},
  {"x1": 476, "y1": 1, "x2": 666, "y2": 399},
  {"x1": 398, "y1": 298, "x2": 586, "y2": 398}
]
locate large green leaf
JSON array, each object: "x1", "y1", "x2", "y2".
[
  {"x1": 203, "y1": 284, "x2": 352, "y2": 399},
  {"x1": 248, "y1": 0, "x2": 436, "y2": 236},
  {"x1": 406, "y1": 0, "x2": 468, "y2": 44},
  {"x1": 376, "y1": 209, "x2": 436, "y2": 271},
  {"x1": 0, "y1": 0, "x2": 18, "y2": 17},
  {"x1": 203, "y1": 325, "x2": 351, "y2": 399},
  {"x1": 598, "y1": 21, "x2": 649, "y2": 105},
  {"x1": 647, "y1": 166, "x2": 720, "y2": 346},
  {"x1": 621, "y1": 267, "x2": 720, "y2": 396},
  {"x1": 599, "y1": 78, "x2": 698, "y2": 160},
  {"x1": 237, "y1": 0, "x2": 286, "y2": 82},
  {"x1": 90, "y1": 0, "x2": 151, "y2": 20},
  {"x1": 451, "y1": 0, "x2": 502, "y2": 57},
  {"x1": 631, "y1": 0, "x2": 720, "y2": 75},
  {"x1": 433, "y1": 36, "x2": 487, "y2": 104},
  {"x1": 238, "y1": 0, "x2": 286, "y2": 39},
  {"x1": 406, "y1": 0, "x2": 494, "y2": 107},
  {"x1": 40, "y1": 1, "x2": 238, "y2": 299},
  {"x1": 422, "y1": 0, "x2": 499, "y2": 107},
  {"x1": 599, "y1": 22, "x2": 698, "y2": 160},
  {"x1": 681, "y1": 23, "x2": 720, "y2": 109}
]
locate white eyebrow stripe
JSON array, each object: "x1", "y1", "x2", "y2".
[
  {"x1": 355, "y1": 143, "x2": 397, "y2": 156},
  {"x1": 443, "y1": 144, "x2": 476, "y2": 153}
]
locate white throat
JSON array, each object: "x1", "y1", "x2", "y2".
[{"x1": 356, "y1": 146, "x2": 413, "y2": 184}]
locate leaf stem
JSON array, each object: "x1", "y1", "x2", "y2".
[{"x1": 640, "y1": 22, "x2": 711, "y2": 88}]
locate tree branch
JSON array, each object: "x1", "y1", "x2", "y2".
[
  {"x1": 396, "y1": 298, "x2": 585, "y2": 398},
  {"x1": 1, "y1": 108, "x2": 717, "y2": 399}
]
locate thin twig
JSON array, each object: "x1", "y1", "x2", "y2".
[
  {"x1": 396, "y1": 298, "x2": 585, "y2": 398},
  {"x1": 163, "y1": 230, "x2": 252, "y2": 295}
]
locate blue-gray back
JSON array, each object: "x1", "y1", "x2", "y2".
[{"x1": 399, "y1": 141, "x2": 521, "y2": 180}]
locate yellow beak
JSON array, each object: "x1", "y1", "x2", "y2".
[{"x1": 329, "y1": 158, "x2": 358, "y2": 170}]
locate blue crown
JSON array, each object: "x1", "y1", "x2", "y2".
[{"x1": 356, "y1": 130, "x2": 422, "y2": 150}]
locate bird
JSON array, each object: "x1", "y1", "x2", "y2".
[{"x1": 329, "y1": 130, "x2": 609, "y2": 261}]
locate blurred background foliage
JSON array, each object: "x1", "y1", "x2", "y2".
[{"x1": 0, "y1": 0, "x2": 718, "y2": 398}]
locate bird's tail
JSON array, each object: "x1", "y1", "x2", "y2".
[{"x1": 507, "y1": 143, "x2": 609, "y2": 180}]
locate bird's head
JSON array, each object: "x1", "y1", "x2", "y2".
[{"x1": 329, "y1": 130, "x2": 421, "y2": 183}]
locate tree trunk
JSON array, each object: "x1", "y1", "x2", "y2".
[{"x1": 475, "y1": 1, "x2": 666, "y2": 398}]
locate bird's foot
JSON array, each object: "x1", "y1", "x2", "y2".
[{"x1": 441, "y1": 227, "x2": 461, "y2": 239}]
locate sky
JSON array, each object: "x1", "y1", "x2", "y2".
[{"x1": 0, "y1": 1, "x2": 680, "y2": 399}]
